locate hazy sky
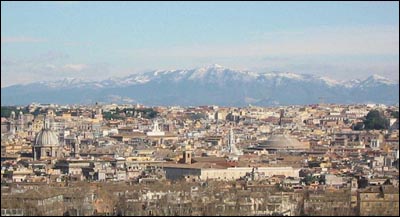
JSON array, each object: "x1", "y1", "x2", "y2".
[{"x1": 1, "y1": 1, "x2": 399, "y2": 87}]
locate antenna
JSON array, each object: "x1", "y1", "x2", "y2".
[{"x1": 318, "y1": 96, "x2": 326, "y2": 105}]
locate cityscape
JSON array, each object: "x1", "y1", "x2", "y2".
[
  {"x1": 1, "y1": 102, "x2": 399, "y2": 216},
  {"x1": 1, "y1": 1, "x2": 399, "y2": 216}
]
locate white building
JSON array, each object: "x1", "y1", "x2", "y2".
[{"x1": 146, "y1": 119, "x2": 165, "y2": 136}]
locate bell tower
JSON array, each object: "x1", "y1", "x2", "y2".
[{"x1": 183, "y1": 151, "x2": 192, "y2": 164}]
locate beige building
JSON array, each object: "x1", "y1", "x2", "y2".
[
  {"x1": 31, "y1": 118, "x2": 44, "y2": 133},
  {"x1": 163, "y1": 162, "x2": 300, "y2": 181},
  {"x1": 358, "y1": 185, "x2": 399, "y2": 216},
  {"x1": 200, "y1": 167, "x2": 300, "y2": 180}
]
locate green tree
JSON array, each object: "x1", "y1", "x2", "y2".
[
  {"x1": 363, "y1": 110, "x2": 389, "y2": 130},
  {"x1": 1, "y1": 106, "x2": 30, "y2": 117},
  {"x1": 390, "y1": 111, "x2": 399, "y2": 119}
]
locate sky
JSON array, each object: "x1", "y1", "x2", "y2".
[{"x1": 1, "y1": 1, "x2": 399, "y2": 87}]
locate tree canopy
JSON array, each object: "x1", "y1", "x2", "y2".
[
  {"x1": 1, "y1": 106, "x2": 29, "y2": 118},
  {"x1": 363, "y1": 110, "x2": 389, "y2": 130},
  {"x1": 390, "y1": 110, "x2": 399, "y2": 119}
]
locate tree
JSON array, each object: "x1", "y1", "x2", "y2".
[
  {"x1": 363, "y1": 110, "x2": 389, "y2": 130},
  {"x1": 353, "y1": 122, "x2": 365, "y2": 131},
  {"x1": 1, "y1": 106, "x2": 31, "y2": 117},
  {"x1": 390, "y1": 111, "x2": 399, "y2": 119}
]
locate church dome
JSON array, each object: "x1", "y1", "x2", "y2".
[
  {"x1": 257, "y1": 134, "x2": 308, "y2": 150},
  {"x1": 34, "y1": 129, "x2": 59, "y2": 147},
  {"x1": 34, "y1": 118, "x2": 59, "y2": 147}
]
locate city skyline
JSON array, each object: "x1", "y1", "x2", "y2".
[
  {"x1": 1, "y1": 2, "x2": 399, "y2": 216},
  {"x1": 1, "y1": 1, "x2": 399, "y2": 87}
]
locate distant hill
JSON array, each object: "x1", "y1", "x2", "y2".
[{"x1": 2, "y1": 65, "x2": 399, "y2": 106}]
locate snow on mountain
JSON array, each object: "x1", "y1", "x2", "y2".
[
  {"x1": 185, "y1": 65, "x2": 256, "y2": 83},
  {"x1": 261, "y1": 72, "x2": 306, "y2": 80},
  {"x1": 25, "y1": 65, "x2": 398, "y2": 90},
  {"x1": 357, "y1": 74, "x2": 397, "y2": 87},
  {"x1": 341, "y1": 79, "x2": 362, "y2": 88},
  {"x1": 317, "y1": 76, "x2": 341, "y2": 87},
  {"x1": 2, "y1": 64, "x2": 398, "y2": 106}
]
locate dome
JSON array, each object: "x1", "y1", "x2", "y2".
[
  {"x1": 34, "y1": 129, "x2": 59, "y2": 147},
  {"x1": 257, "y1": 134, "x2": 308, "y2": 150}
]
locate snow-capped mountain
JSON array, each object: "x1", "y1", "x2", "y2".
[
  {"x1": 355, "y1": 74, "x2": 398, "y2": 89},
  {"x1": 342, "y1": 79, "x2": 362, "y2": 88},
  {"x1": 2, "y1": 65, "x2": 399, "y2": 106}
]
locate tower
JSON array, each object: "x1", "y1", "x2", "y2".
[
  {"x1": 47, "y1": 109, "x2": 55, "y2": 118},
  {"x1": 10, "y1": 111, "x2": 16, "y2": 120},
  {"x1": 350, "y1": 178, "x2": 358, "y2": 208},
  {"x1": 74, "y1": 135, "x2": 80, "y2": 158},
  {"x1": 279, "y1": 109, "x2": 284, "y2": 127},
  {"x1": 16, "y1": 111, "x2": 24, "y2": 132},
  {"x1": 95, "y1": 103, "x2": 103, "y2": 120},
  {"x1": 44, "y1": 116, "x2": 51, "y2": 129},
  {"x1": 228, "y1": 128, "x2": 235, "y2": 153},
  {"x1": 10, "y1": 111, "x2": 16, "y2": 134},
  {"x1": 216, "y1": 118, "x2": 219, "y2": 134},
  {"x1": 351, "y1": 178, "x2": 358, "y2": 192},
  {"x1": 183, "y1": 151, "x2": 192, "y2": 164},
  {"x1": 227, "y1": 128, "x2": 243, "y2": 156}
]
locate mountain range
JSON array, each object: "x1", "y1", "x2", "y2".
[{"x1": 2, "y1": 64, "x2": 399, "y2": 106}]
